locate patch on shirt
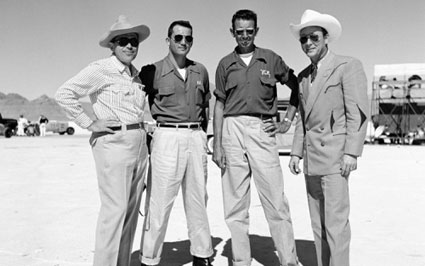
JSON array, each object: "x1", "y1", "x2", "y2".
[
  {"x1": 260, "y1": 69, "x2": 271, "y2": 78},
  {"x1": 196, "y1": 80, "x2": 202, "y2": 85}
]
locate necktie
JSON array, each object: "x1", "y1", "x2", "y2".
[{"x1": 311, "y1": 64, "x2": 318, "y2": 83}]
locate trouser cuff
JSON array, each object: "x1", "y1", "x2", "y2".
[
  {"x1": 139, "y1": 253, "x2": 160, "y2": 265},
  {"x1": 232, "y1": 258, "x2": 252, "y2": 266}
]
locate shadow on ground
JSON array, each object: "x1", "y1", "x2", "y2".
[
  {"x1": 222, "y1": 235, "x2": 316, "y2": 266},
  {"x1": 131, "y1": 236, "x2": 222, "y2": 266},
  {"x1": 131, "y1": 235, "x2": 316, "y2": 266}
]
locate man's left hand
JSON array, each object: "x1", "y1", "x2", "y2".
[
  {"x1": 262, "y1": 119, "x2": 291, "y2": 136},
  {"x1": 340, "y1": 154, "x2": 358, "y2": 177}
]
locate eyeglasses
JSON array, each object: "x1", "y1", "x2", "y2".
[
  {"x1": 115, "y1": 37, "x2": 139, "y2": 47},
  {"x1": 234, "y1": 29, "x2": 255, "y2": 36},
  {"x1": 299, "y1": 34, "x2": 320, "y2": 44},
  {"x1": 172, "y1": 35, "x2": 193, "y2": 43}
]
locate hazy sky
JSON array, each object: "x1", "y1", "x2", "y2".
[{"x1": 1, "y1": 0, "x2": 424, "y2": 100}]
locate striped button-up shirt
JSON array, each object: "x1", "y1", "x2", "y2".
[{"x1": 55, "y1": 56, "x2": 146, "y2": 129}]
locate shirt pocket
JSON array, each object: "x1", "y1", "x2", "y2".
[
  {"x1": 133, "y1": 83, "x2": 146, "y2": 110},
  {"x1": 195, "y1": 83, "x2": 206, "y2": 105},
  {"x1": 100, "y1": 86, "x2": 132, "y2": 108},
  {"x1": 259, "y1": 76, "x2": 277, "y2": 99},
  {"x1": 158, "y1": 86, "x2": 177, "y2": 107}
]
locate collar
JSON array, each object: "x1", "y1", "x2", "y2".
[
  {"x1": 160, "y1": 54, "x2": 199, "y2": 77},
  {"x1": 226, "y1": 46, "x2": 267, "y2": 69},
  {"x1": 110, "y1": 56, "x2": 138, "y2": 77},
  {"x1": 313, "y1": 49, "x2": 330, "y2": 70}
]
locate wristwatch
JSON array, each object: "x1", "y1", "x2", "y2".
[{"x1": 283, "y1": 117, "x2": 292, "y2": 124}]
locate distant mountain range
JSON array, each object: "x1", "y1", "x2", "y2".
[
  {"x1": 0, "y1": 92, "x2": 95, "y2": 122},
  {"x1": 0, "y1": 84, "x2": 218, "y2": 123}
]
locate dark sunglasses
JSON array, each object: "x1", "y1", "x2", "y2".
[
  {"x1": 172, "y1": 34, "x2": 193, "y2": 43},
  {"x1": 235, "y1": 29, "x2": 255, "y2": 36},
  {"x1": 115, "y1": 37, "x2": 139, "y2": 47},
  {"x1": 299, "y1": 34, "x2": 320, "y2": 44}
]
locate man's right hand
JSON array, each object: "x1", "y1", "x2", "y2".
[
  {"x1": 212, "y1": 144, "x2": 226, "y2": 169},
  {"x1": 288, "y1": 155, "x2": 301, "y2": 175},
  {"x1": 87, "y1": 119, "x2": 120, "y2": 133}
]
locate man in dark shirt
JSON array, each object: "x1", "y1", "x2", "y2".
[
  {"x1": 138, "y1": 20, "x2": 213, "y2": 266},
  {"x1": 38, "y1": 114, "x2": 49, "y2": 137},
  {"x1": 213, "y1": 9, "x2": 301, "y2": 266}
]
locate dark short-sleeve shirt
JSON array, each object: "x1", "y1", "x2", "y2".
[
  {"x1": 139, "y1": 55, "x2": 211, "y2": 124},
  {"x1": 214, "y1": 46, "x2": 298, "y2": 117}
]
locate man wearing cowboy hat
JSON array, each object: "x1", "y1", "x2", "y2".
[
  {"x1": 138, "y1": 20, "x2": 213, "y2": 266},
  {"x1": 56, "y1": 15, "x2": 150, "y2": 266},
  {"x1": 288, "y1": 10, "x2": 368, "y2": 266}
]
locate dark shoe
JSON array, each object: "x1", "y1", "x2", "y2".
[{"x1": 193, "y1": 256, "x2": 212, "y2": 266}]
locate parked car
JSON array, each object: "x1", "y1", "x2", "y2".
[
  {"x1": 24, "y1": 122, "x2": 39, "y2": 136},
  {"x1": 46, "y1": 120, "x2": 75, "y2": 135},
  {"x1": 0, "y1": 113, "x2": 18, "y2": 138},
  {"x1": 205, "y1": 100, "x2": 296, "y2": 155}
]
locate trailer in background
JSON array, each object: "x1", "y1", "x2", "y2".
[{"x1": 370, "y1": 63, "x2": 425, "y2": 145}]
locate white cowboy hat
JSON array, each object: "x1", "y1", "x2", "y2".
[
  {"x1": 289, "y1": 9, "x2": 342, "y2": 42},
  {"x1": 99, "y1": 15, "x2": 150, "y2": 48}
]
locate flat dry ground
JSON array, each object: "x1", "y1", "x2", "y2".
[{"x1": 1, "y1": 133, "x2": 424, "y2": 266}]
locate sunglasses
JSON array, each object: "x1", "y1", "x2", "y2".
[
  {"x1": 235, "y1": 29, "x2": 255, "y2": 36},
  {"x1": 172, "y1": 34, "x2": 193, "y2": 43},
  {"x1": 299, "y1": 34, "x2": 320, "y2": 44},
  {"x1": 116, "y1": 37, "x2": 139, "y2": 47}
]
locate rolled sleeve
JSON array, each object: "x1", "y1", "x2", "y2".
[{"x1": 214, "y1": 62, "x2": 227, "y2": 102}]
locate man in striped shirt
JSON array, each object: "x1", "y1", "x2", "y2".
[{"x1": 55, "y1": 16, "x2": 150, "y2": 266}]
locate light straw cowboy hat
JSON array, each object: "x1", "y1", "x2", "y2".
[
  {"x1": 99, "y1": 15, "x2": 150, "y2": 48},
  {"x1": 289, "y1": 9, "x2": 342, "y2": 42}
]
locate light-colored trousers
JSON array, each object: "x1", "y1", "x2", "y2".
[
  {"x1": 222, "y1": 116, "x2": 298, "y2": 266},
  {"x1": 39, "y1": 123, "x2": 46, "y2": 136},
  {"x1": 140, "y1": 127, "x2": 213, "y2": 265},
  {"x1": 305, "y1": 173, "x2": 350, "y2": 266},
  {"x1": 90, "y1": 129, "x2": 148, "y2": 266}
]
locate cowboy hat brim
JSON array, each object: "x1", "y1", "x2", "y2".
[
  {"x1": 99, "y1": 24, "x2": 150, "y2": 48},
  {"x1": 289, "y1": 10, "x2": 342, "y2": 43}
]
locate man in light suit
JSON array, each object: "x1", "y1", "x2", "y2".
[{"x1": 288, "y1": 10, "x2": 369, "y2": 266}]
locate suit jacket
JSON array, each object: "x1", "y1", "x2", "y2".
[{"x1": 291, "y1": 52, "x2": 369, "y2": 176}]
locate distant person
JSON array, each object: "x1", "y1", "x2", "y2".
[
  {"x1": 416, "y1": 125, "x2": 424, "y2": 138},
  {"x1": 138, "y1": 20, "x2": 213, "y2": 266},
  {"x1": 289, "y1": 10, "x2": 369, "y2": 266},
  {"x1": 17, "y1": 114, "x2": 28, "y2": 136},
  {"x1": 213, "y1": 9, "x2": 301, "y2": 266},
  {"x1": 38, "y1": 115, "x2": 49, "y2": 137},
  {"x1": 55, "y1": 15, "x2": 150, "y2": 266}
]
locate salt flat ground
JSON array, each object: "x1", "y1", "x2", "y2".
[{"x1": 0, "y1": 133, "x2": 424, "y2": 266}]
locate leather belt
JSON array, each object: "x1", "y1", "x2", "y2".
[
  {"x1": 225, "y1": 114, "x2": 275, "y2": 120},
  {"x1": 108, "y1": 122, "x2": 144, "y2": 131},
  {"x1": 157, "y1": 123, "x2": 201, "y2": 129},
  {"x1": 246, "y1": 114, "x2": 274, "y2": 120}
]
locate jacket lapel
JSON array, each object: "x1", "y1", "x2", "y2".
[{"x1": 304, "y1": 52, "x2": 336, "y2": 120}]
